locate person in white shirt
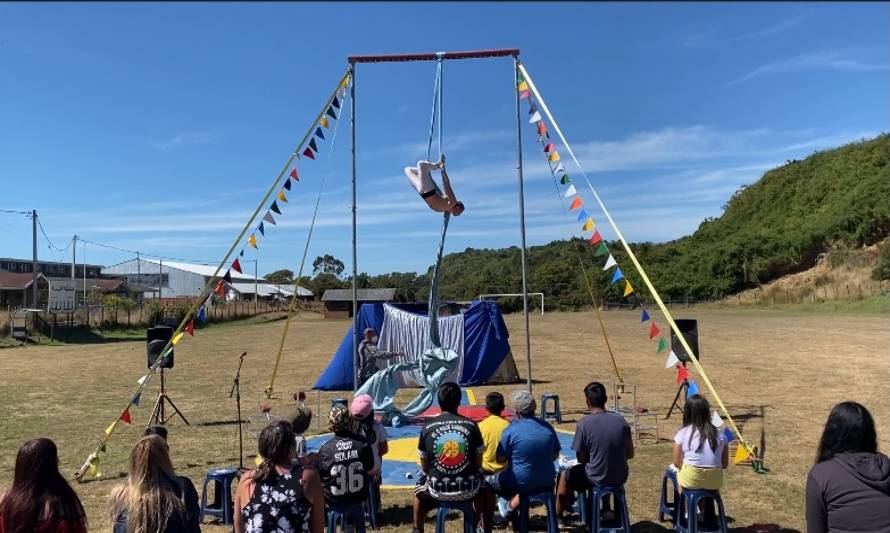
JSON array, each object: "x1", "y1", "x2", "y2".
[
  {"x1": 672, "y1": 394, "x2": 729, "y2": 491},
  {"x1": 404, "y1": 154, "x2": 465, "y2": 216}
]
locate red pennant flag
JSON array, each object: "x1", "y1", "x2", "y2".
[
  {"x1": 589, "y1": 230, "x2": 602, "y2": 245},
  {"x1": 519, "y1": 90, "x2": 530, "y2": 99},
  {"x1": 120, "y1": 407, "x2": 132, "y2": 425},
  {"x1": 185, "y1": 319, "x2": 195, "y2": 336},
  {"x1": 676, "y1": 365, "x2": 690, "y2": 384},
  {"x1": 569, "y1": 197, "x2": 583, "y2": 211},
  {"x1": 649, "y1": 322, "x2": 661, "y2": 339},
  {"x1": 544, "y1": 142, "x2": 555, "y2": 153},
  {"x1": 302, "y1": 148, "x2": 315, "y2": 160},
  {"x1": 214, "y1": 280, "x2": 225, "y2": 297},
  {"x1": 290, "y1": 167, "x2": 299, "y2": 181},
  {"x1": 231, "y1": 258, "x2": 242, "y2": 274}
]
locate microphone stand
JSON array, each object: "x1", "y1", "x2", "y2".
[{"x1": 229, "y1": 351, "x2": 247, "y2": 470}]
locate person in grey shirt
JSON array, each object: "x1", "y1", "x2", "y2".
[
  {"x1": 556, "y1": 381, "x2": 634, "y2": 517},
  {"x1": 358, "y1": 327, "x2": 402, "y2": 387}
]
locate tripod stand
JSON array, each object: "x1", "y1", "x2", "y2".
[
  {"x1": 229, "y1": 352, "x2": 247, "y2": 469},
  {"x1": 148, "y1": 369, "x2": 189, "y2": 426},
  {"x1": 665, "y1": 363, "x2": 689, "y2": 420}
]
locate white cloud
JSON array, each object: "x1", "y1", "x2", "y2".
[
  {"x1": 683, "y1": 13, "x2": 809, "y2": 47},
  {"x1": 150, "y1": 129, "x2": 225, "y2": 150},
  {"x1": 726, "y1": 48, "x2": 889, "y2": 86}
]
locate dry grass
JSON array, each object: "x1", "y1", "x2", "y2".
[{"x1": 1, "y1": 307, "x2": 887, "y2": 532}]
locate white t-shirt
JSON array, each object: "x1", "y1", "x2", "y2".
[{"x1": 674, "y1": 425, "x2": 728, "y2": 467}]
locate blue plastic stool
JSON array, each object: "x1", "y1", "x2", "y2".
[
  {"x1": 589, "y1": 485, "x2": 631, "y2": 533},
  {"x1": 516, "y1": 490, "x2": 558, "y2": 533},
  {"x1": 540, "y1": 394, "x2": 562, "y2": 423},
  {"x1": 435, "y1": 500, "x2": 475, "y2": 533},
  {"x1": 327, "y1": 502, "x2": 367, "y2": 533},
  {"x1": 364, "y1": 478, "x2": 381, "y2": 529},
  {"x1": 332, "y1": 397, "x2": 348, "y2": 408},
  {"x1": 675, "y1": 489, "x2": 728, "y2": 533},
  {"x1": 576, "y1": 488, "x2": 590, "y2": 525},
  {"x1": 658, "y1": 467, "x2": 679, "y2": 523},
  {"x1": 199, "y1": 467, "x2": 239, "y2": 525}
]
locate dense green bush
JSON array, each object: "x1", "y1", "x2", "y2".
[{"x1": 874, "y1": 241, "x2": 890, "y2": 281}]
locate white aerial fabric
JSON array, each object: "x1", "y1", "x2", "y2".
[{"x1": 377, "y1": 303, "x2": 464, "y2": 387}]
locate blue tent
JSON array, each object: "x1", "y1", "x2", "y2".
[{"x1": 313, "y1": 300, "x2": 518, "y2": 391}]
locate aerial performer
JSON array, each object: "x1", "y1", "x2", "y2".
[{"x1": 404, "y1": 154, "x2": 465, "y2": 216}]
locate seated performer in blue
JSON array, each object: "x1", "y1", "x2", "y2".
[{"x1": 404, "y1": 154, "x2": 465, "y2": 216}]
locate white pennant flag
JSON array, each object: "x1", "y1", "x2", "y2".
[
  {"x1": 603, "y1": 254, "x2": 617, "y2": 270},
  {"x1": 137, "y1": 374, "x2": 149, "y2": 386},
  {"x1": 564, "y1": 184, "x2": 577, "y2": 198},
  {"x1": 664, "y1": 350, "x2": 680, "y2": 368},
  {"x1": 711, "y1": 410, "x2": 724, "y2": 428},
  {"x1": 529, "y1": 111, "x2": 542, "y2": 124},
  {"x1": 263, "y1": 212, "x2": 277, "y2": 226},
  {"x1": 554, "y1": 163, "x2": 566, "y2": 173}
]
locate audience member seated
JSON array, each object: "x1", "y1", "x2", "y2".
[
  {"x1": 806, "y1": 401, "x2": 890, "y2": 533},
  {"x1": 485, "y1": 390, "x2": 561, "y2": 527},
  {"x1": 109, "y1": 435, "x2": 200, "y2": 533},
  {"x1": 479, "y1": 392, "x2": 510, "y2": 476},
  {"x1": 318, "y1": 404, "x2": 375, "y2": 511},
  {"x1": 234, "y1": 420, "x2": 325, "y2": 533},
  {"x1": 672, "y1": 394, "x2": 729, "y2": 491},
  {"x1": 351, "y1": 394, "x2": 387, "y2": 476},
  {"x1": 556, "y1": 381, "x2": 633, "y2": 517},
  {"x1": 0, "y1": 438, "x2": 87, "y2": 533},
  {"x1": 412, "y1": 382, "x2": 485, "y2": 533},
  {"x1": 281, "y1": 391, "x2": 313, "y2": 462},
  {"x1": 144, "y1": 425, "x2": 169, "y2": 443}
]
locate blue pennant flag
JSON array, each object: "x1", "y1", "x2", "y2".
[
  {"x1": 686, "y1": 380, "x2": 700, "y2": 397},
  {"x1": 283, "y1": 179, "x2": 292, "y2": 191},
  {"x1": 576, "y1": 209, "x2": 589, "y2": 222},
  {"x1": 315, "y1": 127, "x2": 325, "y2": 140},
  {"x1": 721, "y1": 427, "x2": 736, "y2": 442},
  {"x1": 131, "y1": 393, "x2": 141, "y2": 407},
  {"x1": 197, "y1": 306, "x2": 207, "y2": 324},
  {"x1": 258, "y1": 222, "x2": 265, "y2": 236},
  {"x1": 528, "y1": 103, "x2": 537, "y2": 115},
  {"x1": 332, "y1": 96, "x2": 340, "y2": 109},
  {"x1": 611, "y1": 267, "x2": 624, "y2": 284},
  {"x1": 239, "y1": 249, "x2": 244, "y2": 257},
  {"x1": 641, "y1": 309, "x2": 650, "y2": 322}
]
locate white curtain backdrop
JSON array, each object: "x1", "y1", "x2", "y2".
[{"x1": 377, "y1": 304, "x2": 464, "y2": 387}]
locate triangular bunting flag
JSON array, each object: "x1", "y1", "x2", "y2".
[
  {"x1": 722, "y1": 427, "x2": 736, "y2": 442},
  {"x1": 576, "y1": 208, "x2": 589, "y2": 222},
  {"x1": 315, "y1": 127, "x2": 325, "y2": 141},
  {"x1": 610, "y1": 267, "x2": 624, "y2": 284},
  {"x1": 185, "y1": 319, "x2": 195, "y2": 336},
  {"x1": 258, "y1": 222, "x2": 265, "y2": 236},
  {"x1": 231, "y1": 258, "x2": 242, "y2": 273},
  {"x1": 657, "y1": 336, "x2": 669, "y2": 352},
  {"x1": 326, "y1": 106, "x2": 337, "y2": 119},
  {"x1": 308, "y1": 138, "x2": 318, "y2": 153},
  {"x1": 529, "y1": 111, "x2": 542, "y2": 124},
  {"x1": 223, "y1": 270, "x2": 232, "y2": 283},
  {"x1": 641, "y1": 309, "x2": 650, "y2": 322},
  {"x1": 676, "y1": 365, "x2": 690, "y2": 384},
  {"x1": 131, "y1": 392, "x2": 141, "y2": 406},
  {"x1": 519, "y1": 90, "x2": 530, "y2": 99},
  {"x1": 105, "y1": 421, "x2": 118, "y2": 437},
  {"x1": 649, "y1": 322, "x2": 661, "y2": 339},
  {"x1": 290, "y1": 167, "x2": 299, "y2": 180},
  {"x1": 734, "y1": 444, "x2": 750, "y2": 465},
  {"x1": 554, "y1": 163, "x2": 565, "y2": 173},
  {"x1": 569, "y1": 197, "x2": 583, "y2": 210},
  {"x1": 320, "y1": 116, "x2": 330, "y2": 129},
  {"x1": 686, "y1": 379, "x2": 700, "y2": 397},
  {"x1": 270, "y1": 202, "x2": 282, "y2": 215},
  {"x1": 665, "y1": 350, "x2": 680, "y2": 368},
  {"x1": 623, "y1": 280, "x2": 634, "y2": 297},
  {"x1": 332, "y1": 96, "x2": 340, "y2": 109},
  {"x1": 594, "y1": 243, "x2": 609, "y2": 257},
  {"x1": 544, "y1": 142, "x2": 555, "y2": 153},
  {"x1": 197, "y1": 306, "x2": 207, "y2": 324},
  {"x1": 277, "y1": 190, "x2": 288, "y2": 202},
  {"x1": 560, "y1": 174, "x2": 571, "y2": 185},
  {"x1": 214, "y1": 279, "x2": 227, "y2": 295},
  {"x1": 247, "y1": 234, "x2": 257, "y2": 248},
  {"x1": 171, "y1": 332, "x2": 184, "y2": 346},
  {"x1": 711, "y1": 411, "x2": 724, "y2": 428},
  {"x1": 603, "y1": 254, "x2": 617, "y2": 270},
  {"x1": 263, "y1": 212, "x2": 277, "y2": 225},
  {"x1": 564, "y1": 184, "x2": 577, "y2": 198},
  {"x1": 528, "y1": 102, "x2": 537, "y2": 115},
  {"x1": 548, "y1": 151, "x2": 561, "y2": 162},
  {"x1": 137, "y1": 374, "x2": 149, "y2": 386},
  {"x1": 589, "y1": 230, "x2": 602, "y2": 245},
  {"x1": 517, "y1": 81, "x2": 529, "y2": 92},
  {"x1": 582, "y1": 218, "x2": 594, "y2": 232},
  {"x1": 120, "y1": 408, "x2": 132, "y2": 425},
  {"x1": 283, "y1": 179, "x2": 292, "y2": 191},
  {"x1": 87, "y1": 455, "x2": 100, "y2": 477},
  {"x1": 239, "y1": 249, "x2": 244, "y2": 257},
  {"x1": 536, "y1": 122, "x2": 547, "y2": 136},
  {"x1": 302, "y1": 147, "x2": 315, "y2": 159}
]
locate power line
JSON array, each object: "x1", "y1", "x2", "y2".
[
  {"x1": 0, "y1": 208, "x2": 31, "y2": 216},
  {"x1": 36, "y1": 216, "x2": 69, "y2": 252},
  {"x1": 77, "y1": 237, "x2": 213, "y2": 265}
]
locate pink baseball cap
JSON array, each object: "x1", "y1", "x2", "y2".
[{"x1": 350, "y1": 394, "x2": 373, "y2": 419}]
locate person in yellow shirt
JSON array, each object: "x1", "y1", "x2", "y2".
[{"x1": 478, "y1": 392, "x2": 510, "y2": 532}]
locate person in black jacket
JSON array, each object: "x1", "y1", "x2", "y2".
[{"x1": 806, "y1": 401, "x2": 890, "y2": 532}]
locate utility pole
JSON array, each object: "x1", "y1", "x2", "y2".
[
  {"x1": 31, "y1": 210, "x2": 37, "y2": 308},
  {"x1": 254, "y1": 260, "x2": 258, "y2": 315},
  {"x1": 71, "y1": 235, "x2": 77, "y2": 280},
  {"x1": 158, "y1": 259, "x2": 163, "y2": 299}
]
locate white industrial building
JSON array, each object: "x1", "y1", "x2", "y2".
[{"x1": 102, "y1": 259, "x2": 312, "y2": 301}]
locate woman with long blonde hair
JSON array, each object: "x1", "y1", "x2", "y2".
[{"x1": 109, "y1": 435, "x2": 200, "y2": 533}]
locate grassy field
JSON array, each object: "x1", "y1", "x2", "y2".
[{"x1": 1, "y1": 306, "x2": 888, "y2": 532}]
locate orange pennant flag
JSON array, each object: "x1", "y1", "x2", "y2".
[
  {"x1": 569, "y1": 197, "x2": 583, "y2": 211},
  {"x1": 214, "y1": 280, "x2": 226, "y2": 297},
  {"x1": 320, "y1": 116, "x2": 330, "y2": 129},
  {"x1": 247, "y1": 234, "x2": 257, "y2": 249},
  {"x1": 290, "y1": 168, "x2": 299, "y2": 181},
  {"x1": 623, "y1": 280, "x2": 634, "y2": 297},
  {"x1": 277, "y1": 190, "x2": 288, "y2": 202},
  {"x1": 120, "y1": 407, "x2": 132, "y2": 425},
  {"x1": 537, "y1": 122, "x2": 547, "y2": 136}
]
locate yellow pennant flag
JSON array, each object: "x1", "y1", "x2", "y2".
[
  {"x1": 277, "y1": 190, "x2": 288, "y2": 203},
  {"x1": 88, "y1": 455, "x2": 101, "y2": 478},
  {"x1": 105, "y1": 421, "x2": 118, "y2": 437},
  {"x1": 320, "y1": 116, "x2": 330, "y2": 129},
  {"x1": 339, "y1": 76, "x2": 350, "y2": 90},
  {"x1": 623, "y1": 280, "x2": 634, "y2": 297},
  {"x1": 248, "y1": 234, "x2": 257, "y2": 249},
  {"x1": 171, "y1": 332, "x2": 184, "y2": 346},
  {"x1": 733, "y1": 444, "x2": 750, "y2": 465},
  {"x1": 517, "y1": 81, "x2": 529, "y2": 92},
  {"x1": 582, "y1": 218, "x2": 594, "y2": 232},
  {"x1": 548, "y1": 151, "x2": 561, "y2": 162}
]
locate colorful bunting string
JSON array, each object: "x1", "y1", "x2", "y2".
[
  {"x1": 649, "y1": 322, "x2": 661, "y2": 339},
  {"x1": 610, "y1": 268, "x2": 624, "y2": 284},
  {"x1": 603, "y1": 255, "x2": 617, "y2": 270},
  {"x1": 569, "y1": 197, "x2": 583, "y2": 210},
  {"x1": 641, "y1": 309, "x2": 650, "y2": 322},
  {"x1": 665, "y1": 350, "x2": 680, "y2": 368}
]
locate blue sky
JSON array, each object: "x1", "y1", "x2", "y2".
[{"x1": 1, "y1": 2, "x2": 887, "y2": 277}]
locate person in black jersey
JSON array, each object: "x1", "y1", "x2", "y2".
[{"x1": 318, "y1": 404, "x2": 375, "y2": 510}]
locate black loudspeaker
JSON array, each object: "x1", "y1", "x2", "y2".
[
  {"x1": 670, "y1": 319, "x2": 699, "y2": 364},
  {"x1": 147, "y1": 326, "x2": 174, "y2": 369}
]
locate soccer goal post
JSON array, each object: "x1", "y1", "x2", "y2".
[{"x1": 478, "y1": 293, "x2": 545, "y2": 316}]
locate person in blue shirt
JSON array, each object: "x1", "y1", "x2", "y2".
[{"x1": 485, "y1": 390, "x2": 561, "y2": 524}]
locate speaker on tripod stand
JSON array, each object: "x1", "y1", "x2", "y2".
[
  {"x1": 147, "y1": 326, "x2": 189, "y2": 426},
  {"x1": 666, "y1": 319, "x2": 700, "y2": 419}
]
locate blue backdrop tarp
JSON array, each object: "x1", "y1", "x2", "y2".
[{"x1": 313, "y1": 300, "x2": 515, "y2": 391}]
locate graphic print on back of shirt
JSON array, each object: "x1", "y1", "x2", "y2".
[{"x1": 435, "y1": 430, "x2": 469, "y2": 471}]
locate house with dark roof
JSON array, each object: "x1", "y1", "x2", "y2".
[{"x1": 320, "y1": 288, "x2": 397, "y2": 319}]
